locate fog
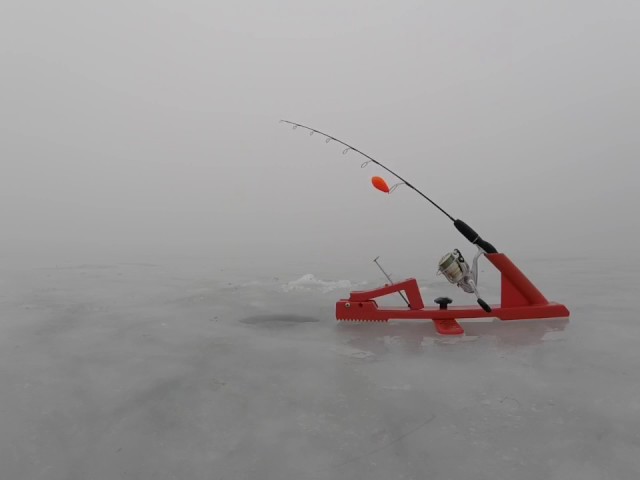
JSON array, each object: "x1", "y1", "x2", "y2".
[
  {"x1": 1, "y1": 1, "x2": 640, "y2": 479},
  {"x1": 2, "y1": 0, "x2": 638, "y2": 270}
]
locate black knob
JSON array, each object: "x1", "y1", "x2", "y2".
[{"x1": 434, "y1": 297, "x2": 453, "y2": 310}]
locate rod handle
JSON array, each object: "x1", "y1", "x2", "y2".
[{"x1": 453, "y1": 219, "x2": 498, "y2": 254}]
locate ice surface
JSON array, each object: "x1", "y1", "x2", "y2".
[{"x1": 1, "y1": 254, "x2": 639, "y2": 480}]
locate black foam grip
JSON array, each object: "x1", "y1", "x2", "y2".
[
  {"x1": 476, "y1": 238, "x2": 498, "y2": 254},
  {"x1": 453, "y1": 219, "x2": 478, "y2": 243},
  {"x1": 453, "y1": 219, "x2": 498, "y2": 254},
  {"x1": 477, "y1": 298, "x2": 492, "y2": 312}
]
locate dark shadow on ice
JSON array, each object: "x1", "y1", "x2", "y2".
[{"x1": 239, "y1": 314, "x2": 320, "y2": 326}]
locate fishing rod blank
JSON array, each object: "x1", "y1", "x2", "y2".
[
  {"x1": 280, "y1": 119, "x2": 454, "y2": 221},
  {"x1": 280, "y1": 119, "x2": 498, "y2": 254}
]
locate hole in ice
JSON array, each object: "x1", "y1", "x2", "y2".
[{"x1": 240, "y1": 314, "x2": 319, "y2": 324}]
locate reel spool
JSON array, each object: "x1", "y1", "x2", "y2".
[{"x1": 437, "y1": 249, "x2": 474, "y2": 293}]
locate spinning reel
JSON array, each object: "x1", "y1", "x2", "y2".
[{"x1": 437, "y1": 247, "x2": 492, "y2": 312}]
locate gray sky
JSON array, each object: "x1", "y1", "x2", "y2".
[{"x1": 2, "y1": 1, "x2": 638, "y2": 272}]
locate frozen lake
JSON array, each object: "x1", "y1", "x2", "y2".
[{"x1": 1, "y1": 252, "x2": 638, "y2": 480}]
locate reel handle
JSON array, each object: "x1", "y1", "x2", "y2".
[
  {"x1": 453, "y1": 219, "x2": 498, "y2": 254},
  {"x1": 477, "y1": 298, "x2": 492, "y2": 313}
]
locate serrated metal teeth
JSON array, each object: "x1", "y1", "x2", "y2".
[{"x1": 336, "y1": 318, "x2": 388, "y2": 322}]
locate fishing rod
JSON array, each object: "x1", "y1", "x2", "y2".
[{"x1": 280, "y1": 119, "x2": 498, "y2": 255}]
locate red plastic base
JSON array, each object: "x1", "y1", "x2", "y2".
[
  {"x1": 433, "y1": 319, "x2": 464, "y2": 335},
  {"x1": 335, "y1": 253, "x2": 570, "y2": 335}
]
